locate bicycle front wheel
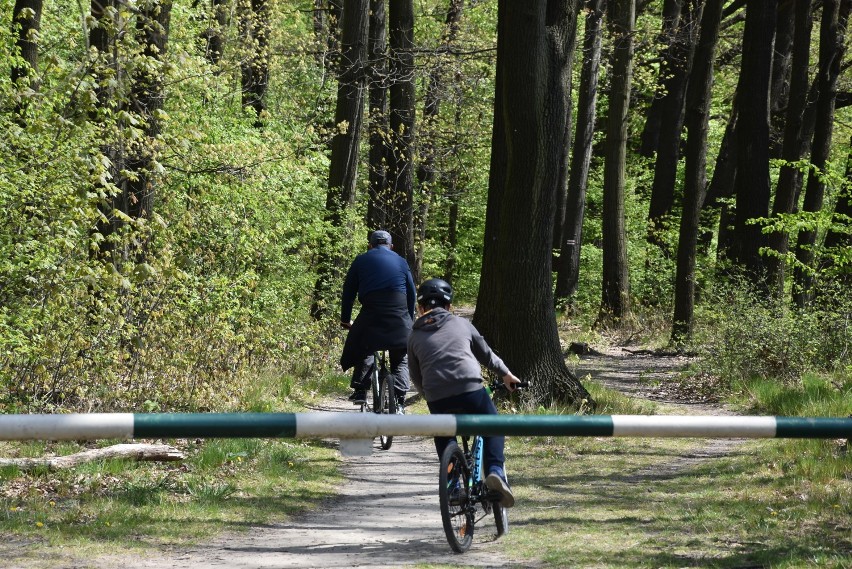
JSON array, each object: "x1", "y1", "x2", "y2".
[
  {"x1": 439, "y1": 443, "x2": 474, "y2": 553},
  {"x1": 378, "y1": 371, "x2": 396, "y2": 450}
]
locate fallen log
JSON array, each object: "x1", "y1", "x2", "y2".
[{"x1": 0, "y1": 443, "x2": 185, "y2": 471}]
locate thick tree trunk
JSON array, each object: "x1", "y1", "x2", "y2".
[
  {"x1": 386, "y1": 0, "x2": 416, "y2": 271},
  {"x1": 731, "y1": 0, "x2": 776, "y2": 285},
  {"x1": 792, "y1": 0, "x2": 850, "y2": 306},
  {"x1": 414, "y1": 0, "x2": 463, "y2": 284},
  {"x1": 768, "y1": 0, "x2": 795, "y2": 156},
  {"x1": 475, "y1": 0, "x2": 592, "y2": 408},
  {"x1": 550, "y1": 0, "x2": 580, "y2": 260},
  {"x1": 638, "y1": 0, "x2": 684, "y2": 158},
  {"x1": 366, "y1": 0, "x2": 389, "y2": 232},
  {"x1": 671, "y1": 0, "x2": 724, "y2": 343},
  {"x1": 646, "y1": 0, "x2": 701, "y2": 253},
  {"x1": 765, "y1": 0, "x2": 813, "y2": 295},
  {"x1": 311, "y1": 0, "x2": 370, "y2": 320},
  {"x1": 555, "y1": 0, "x2": 604, "y2": 302},
  {"x1": 599, "y1": 0, "x2": 634, "y2": 323}
]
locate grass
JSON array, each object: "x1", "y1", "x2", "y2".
[
  {"x1": 0, "y1": 370, "x2": 348, "y2": 566},
  {"x1": 1, "y1": 358, "x2": 849, "y2": 568},
  {"x1": 499, "y1": 377, "x2": 852, "y2": 568}
]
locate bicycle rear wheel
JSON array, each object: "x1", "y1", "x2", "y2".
[
  {"x1": 378, "y1": 370, "x2": 396, "y2": 450},
  {"x1": 439, "y1": 443, "x2": 474, "y2": 553}
]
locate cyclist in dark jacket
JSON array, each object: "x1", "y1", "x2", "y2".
[
  {"x1": 340, "y1": 230, "x2": 416, "y2": 408},
  {"x1": 407, "y1": 278, "x2": 521, "y2": 507}
]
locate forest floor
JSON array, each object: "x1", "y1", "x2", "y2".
[{"x1": 84, "y1": 346, "x2": 741, "y2": 569}]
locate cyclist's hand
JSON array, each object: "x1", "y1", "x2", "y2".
[
  {"x1": 340, "y1": 321, "x2": 353, "y2": 330},
  {"x1": 502, "y1": 372, "x2": 523, "y2": 392}
]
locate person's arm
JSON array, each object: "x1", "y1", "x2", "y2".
[
  {"x1": 407, "y1": 338, "x2": 424, "y2": 396},
  {"x1": 340, "y1": 259, "x2": 359, "y2": 325},
  {"x1": 468, "y1": 321, "x2": 522, "y2": 391},
  {"x1": 404, "y1": 267, "x2": 416, "y2": 320}
]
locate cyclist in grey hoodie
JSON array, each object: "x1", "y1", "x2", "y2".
[{"x1": 407, "y1": 278, "x2": 522, "y2": 507}]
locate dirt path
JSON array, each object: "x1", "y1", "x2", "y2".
[
  {"x1": 90, "y1": 347, "x2": 732, "y2": 569},
  {"x1": 97, "y1": 399, "x2": 518, "y2": 569}
]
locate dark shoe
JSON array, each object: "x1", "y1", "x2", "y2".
[
  {"x1": 348, "y1": 389, "x2": 366, "y2": 403},
  {"x1": 485, "y1": 467, "x2": 514, "y2": 508}
]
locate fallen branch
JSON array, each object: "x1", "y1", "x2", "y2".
[{"x1": 0, "y1": 443, "x2": 185, "y2": 471}]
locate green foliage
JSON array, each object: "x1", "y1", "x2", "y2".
[{"x1": 694, "y1": 281, "x2": 852, "y2": 387}]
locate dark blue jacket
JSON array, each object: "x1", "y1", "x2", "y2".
[
  {"x1": 339, "y1": 246, "x2": 416, "y2": 371},
  {"x1": 340, "y1": 246, "x2": 416, "y2": 323}
]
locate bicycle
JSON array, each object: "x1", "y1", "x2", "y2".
[
  {"x1": 437, "y1": 381, "x2": 527, "y2": 553},
  {"x1": 355, "y1": 349, "x2": 397, "y2": 450}
]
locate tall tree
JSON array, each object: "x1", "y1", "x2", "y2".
[
  {"x1": 765, "y1": 0, "x2": 813, "y2": 295},
  {"x1": 645, "y1": 0, "x2": 701, "y2": 253},
  {"x1": 415, "y1": 0, "x2": 464, "y2": 282},
  {"x1": 555, "y1": 0, "x2": 605, "y2": 302},
  {"x1": 599, "y1": 0, "x2": 635, "y2": 323},
  {"x1": 730, "y1": 0, "x2": 777, "y2": 284},
  {"x1": 792, "y1": 0, "x2": 851, "y2": 306},
  {"x1": 238, "y1": 0, "x2": 270, "y2": 127},
  {"x1": 10, "y1": 0, "x2": 43, "y2": 120},
  {"x1": 195, "y1": 0, "x2": 228, "y2": 67},
  {"x1": 671, "y1": 0, "x2": 724, "y2": 343},
  {"x1": 366, "y1": 0, "x2": 389, "y2": 232},
  {"x1": 311, "y1": 0, "x2": 370, "y2": 319},
  {"x1": 386, "y1": 0, "x2": 416, "y2": 272},
  {"x1": 550, "y1": 0, "x2": 580, "y2": 259},
  {"x1": 475, "y1": 0, "x2": 592, "y2": 407},
  {"x1": 126, "y1": 0, "x2": 173, "y2": 235},
  {"x1": 638, "y1": 0, "x2": 684, "y2": 158}
]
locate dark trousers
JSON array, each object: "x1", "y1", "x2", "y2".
[
  {"x1": 427, "y1": 387, "x2": 505, "y2": 474},
  {"x1": 350, "y1": 348, "x2": 410, "y2": 400}
]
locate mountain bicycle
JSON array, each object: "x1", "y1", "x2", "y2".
[
  {"x1": 437, "y1": 381, "x2": 527, "y2": 553},
  {"x1": 355, "y1": 350, "x2": 396, "y2": 450}
]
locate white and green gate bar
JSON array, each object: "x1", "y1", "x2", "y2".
[{"x1": 1, "y1": 413, "x2": 850, "y2": 441}]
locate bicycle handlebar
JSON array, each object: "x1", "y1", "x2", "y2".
[{"x1": 489, "y1": 380, "x2": 530, "y2": 393}]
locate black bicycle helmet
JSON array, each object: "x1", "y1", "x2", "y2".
[{"x1": 417, "y1": 278, "x2": 453, "y2": 307}]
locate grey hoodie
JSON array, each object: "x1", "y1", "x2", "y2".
[{"x1": 407, "y1": 308, "x2": 511, "y2": 403}]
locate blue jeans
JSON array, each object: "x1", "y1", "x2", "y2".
[{"x1": 427, "y1": 387, "x2": 504, "y2": 474}]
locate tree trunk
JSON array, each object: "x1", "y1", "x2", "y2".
[
  {"x1": 89, "y1": 0, "x2": 121, "y2": 263},
  {"x1": 765, "y1": 0, "x2": 813, "y2": 295},
  {"x1": 475, "y1": 0, "x2": 592, "y2": 408},
  {"x1": 10, "y1": 0, "x2": 43, "y2": 119},
  {"x1": 126, "y1": 1, "x2": 172, "y2": 232},
  {"x1": 387, "y1": 0, "x2": 416, "y2": 271},
  {"x1": 550, "y1": 0, "x2": 580, "y2": 260},
  {"x1": 646, "y1": 0, "x2": 701, "y2": 253},
  {"x1": 768, "y1": 0, "x2": 795, "y2": 157},
  {"x1": 671, "y1": 0, "x2": 724, "y2": 343},
  {"x1": 599, "y1": 0, "x2": 634, "y2": 323},
  {"x1": 555, "y1": 0, "x2": 604, "y2": 303},
  {"x1": 731, "y1": 0, "x2": 776, "y2": 285},
  {"x1": 638, "y1": 0, "x2": 684, "y2": 158},
  {"x1": 238, "y1": 0, "x2": 270, "y2": 127},
  {"x1": 311, "y1": 0, "x2": 370, "y2": 320},
  {"x1": 196, "y1": 0, "x2": 227, "y2": 67},
  {"x1": 366, "y1": 0, "x2": 389, "y2": 232},
  {"x1": 792, "y1": 0, "x2": 850, "y2": 306},
  {"x1": 414, "y1": 0, "x2": 464, "y2": 284},
  {"x1": 0, "y1": 444, "x2": 185, "y2": 471}
]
